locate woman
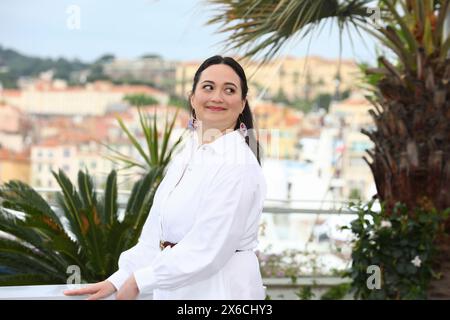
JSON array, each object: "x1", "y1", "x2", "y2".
[{"x1": 64, "y1": 55, "x2": 267, "y2": 300}]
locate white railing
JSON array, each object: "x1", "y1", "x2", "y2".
[
  {"x1": 32, "y1": 187, "x2": 368, "y2": 214},
  {"x1": 0, "y1": 284, "x2": 153, "y2": 300},
  {"x1": 0, "y1": 190, "x2": 364, "y2": 299},
  {"x1": 0, "y1": 277, "x2": 352, "y2": 300}
]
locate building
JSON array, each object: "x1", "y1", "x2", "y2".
[
  {"x1": 29, "y1": 105, "x2": 189, "y2": 190},
  {"x1": 0, "y1": 148, "x2": 31, "y2": 184},
  {"x1": 0, "y1": 102, "x2": 32, "y2": 152},
  {"x1": 103, "y1": 56, "x2": 177, "y2": 93},
  {"x1": 326, "y1": 94, "x2": 376, "y2": 200},
  {"x1": 1, "y1": 80, "x2": 169, "y2": 116},
  {"x1": 175, "y1": 56, "x2": 360, "y2": 101},
  {"x1": 252, "y1": 103, "x2": 303, "y2": 160}
]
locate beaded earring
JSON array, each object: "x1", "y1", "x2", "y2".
[
  {"x1": 188, "y1": 117, "x2": 197, "y2": 131},
  {"x1": 239, "y1": 114, "x2": 248, "y2": 138},
  {"x1": 188, "y1": 110, "x2": 198, "y2": 131}
]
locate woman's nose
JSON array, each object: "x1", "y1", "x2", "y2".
[{"x1": 210, "y1": 90, "x2": 224, "y2": 102}]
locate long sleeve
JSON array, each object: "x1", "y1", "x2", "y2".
[
  {"x1": 133, "y1": 163, "x2": 260, "y2": 293},
  {"x1": 106, "y1": 201, "x2": 161, "y2": 290}
]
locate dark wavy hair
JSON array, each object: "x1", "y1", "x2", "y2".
[{"x1": 189, "y1": 55, "x2": 263, "y2": 165}]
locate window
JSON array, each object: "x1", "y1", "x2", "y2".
[{"x1": 63, "y1": 148, "x2": 71, "y2": 157}]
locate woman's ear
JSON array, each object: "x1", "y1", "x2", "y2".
[
  {"x1": 241, "y1": 98, "x2": 247, "y2": 113},
  {"x1": 189, "y1": 93, "x2": 195, "y2": 110}
]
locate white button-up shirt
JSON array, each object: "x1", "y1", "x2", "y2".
[{"x1": 107, "y1": 129, "x2": 267, "y2": 299}]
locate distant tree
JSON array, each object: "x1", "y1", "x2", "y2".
[
  {"x1": 315, "y1": 93, "x2": 333, "y2": 112},
  {"x1": 86, "y1": 64, "x2": 109, "y2": 82},
  {"x1": 95, "y1": 54, "x2": 115, "y2": 64},
  {"x1": 124, "y1": 93, "x2": 159, "y2": 107},
  {"x1": 168, "y1": 94, "x2": 188, "y2": 110},
  {"x1": 0, "y1": 46, "x2": 88, "y2": 82},
  {"x1": 140, "y1": 54, "x2": 162, "y2": 60},
  {"x1": 273, "y1": 88, "x2": 290, "y2": 105},
  {"x1": 0, "y1": 73, "x2": 17, "y2": 89},
  {"x1": 340, "y1": 89, "x2": 351, "y2": 100},
  {"x1": 292, "y1": 98, "x2": 313, "y2": 114}
]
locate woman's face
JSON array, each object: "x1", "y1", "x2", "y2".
[{"x1": 190, "y1": 64, "x2": 246, "y2": 132}]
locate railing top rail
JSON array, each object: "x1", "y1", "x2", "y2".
[{"x1": 0, "y1": 284, "x2": 152, "y2": 300}]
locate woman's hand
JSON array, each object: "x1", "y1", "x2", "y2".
[
  {"x1": 63, "y1": 280, "x2": 117, "y2": 300},
  {"x1": 116, "y1": 275, "x2": 140, "y2": 300}
]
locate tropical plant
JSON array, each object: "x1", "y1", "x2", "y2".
[
  {"x1": 206, "y1": 0, "x2": 450, "y2": 298},
  {"x1": 0, "y1": 169, "x2": 162, "y2": 285},
  {"x1": 103, "y1": 106, "x2": 184, "y2": 175},
  {"x1": 0, "y1": 94, "x2": 184, "y2": 285}
]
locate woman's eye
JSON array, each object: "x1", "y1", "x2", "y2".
[
  {"x1": 225, "y1": 88, "x2": 235, "y2": 94},
  {"x1": 202, "y1": 84, "x2": 213, "y2": 90}
]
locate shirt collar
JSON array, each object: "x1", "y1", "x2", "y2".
[{"x1": 191, "y1": 129, "x2": 245, "y2": 155}]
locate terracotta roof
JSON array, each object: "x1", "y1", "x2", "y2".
[
  {"x1": 300, "y1": 128, "x2": 321, "y2": 138},
  {"x1": 0, "y1": 89, "x2": 21, "y2": 97},
  {"x1": 36, "y1": 130, "x2": 97, "y2": 147},
  {"x1": 0, "y1": 148, "x2": 30, "y2": 162},
  {"x1": 285, "y1": 114, "x2": 301, "y2": 126},
  {"x1": 35, "y1": 138, "x2": 62, "y2": 148}
]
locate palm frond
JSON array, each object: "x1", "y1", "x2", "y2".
[
  {"x1": 0, "y1": 273, "x2": 61, "y2": 286},
  {"x1": 116, "y1": 116, "x2": 152, "y2": 166},
  {"x1": 0, "y1": 180, "x2": 64, "y2": 232},
  {"x1": 206, "y1": 0, "x2": 371, "y2": 63},
  {"x1": 102, "y1": 170, "x2": 118, "y2": 226},
  {"x1": 52, "y1": 170, "x2": 87, "y2": 247}
]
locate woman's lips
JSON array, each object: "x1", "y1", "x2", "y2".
[{"x1": 206, "y1": 106, "x2": 226, "y2": 111}]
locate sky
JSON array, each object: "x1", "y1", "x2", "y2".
[{"x1": 0, "y1": 0, "x2": 379, "y2": 63}]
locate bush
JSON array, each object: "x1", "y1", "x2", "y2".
[{"x1": 344, "y1": 199, "x2": 449, "y2": 299}]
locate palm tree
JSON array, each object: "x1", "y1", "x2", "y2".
[
  {"x1": 206, "y1": 0, "x2": 450, "y2": 298},
  {"x1": 0, "y1": 169, "x2": 161, "y2": 285}
]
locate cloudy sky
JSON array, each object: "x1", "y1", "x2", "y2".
[{"x1": 0, "y1": 0, "x2": 378, "y2": 63}]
